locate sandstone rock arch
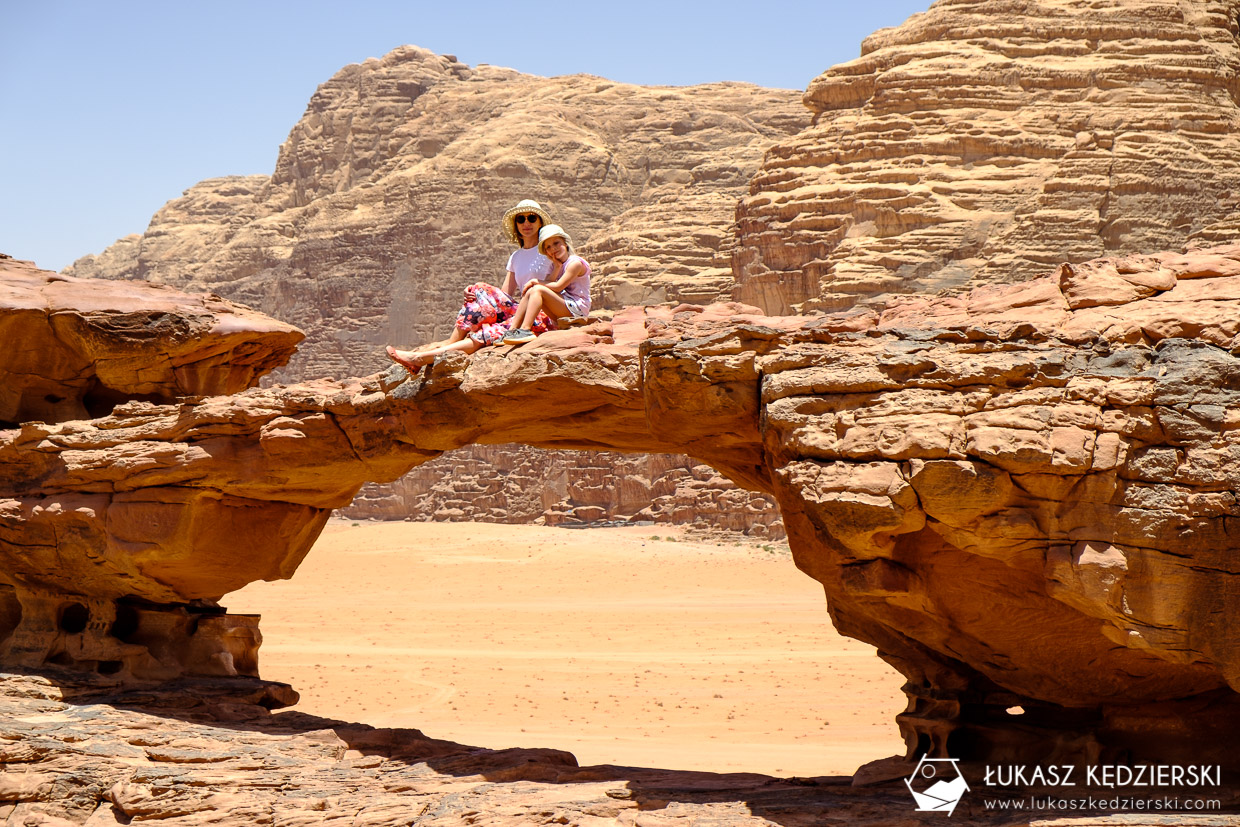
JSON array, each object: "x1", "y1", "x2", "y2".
[{"x1": 3, "y1": 247, "x2": 1239, "y2": 769}]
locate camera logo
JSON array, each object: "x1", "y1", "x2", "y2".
[{"x1": 905, "y1": 756, "x2": 970, "y2": 815}]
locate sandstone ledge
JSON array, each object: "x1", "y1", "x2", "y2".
[{"x1": 0, "y1": 256, "x2": 302, "y2": 426}]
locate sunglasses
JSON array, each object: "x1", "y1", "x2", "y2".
[{"x1": 514, "y1": 214, "x2": 541, "y2": 224}]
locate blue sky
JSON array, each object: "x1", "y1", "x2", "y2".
[{"x1": 1, "y1": 1, "x2": 929, "y2": 271}]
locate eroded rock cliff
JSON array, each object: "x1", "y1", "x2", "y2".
[
  {"x1": 733, "y1": 0, "x2": 1240, "y2": 313},
  {"x1": 6, "y1": 245, "x2": 1240, "y2": 769},
  {"x1": 343, "y1": 446, "x2": 784, "y2": 538},
  {"x1": 64, "y1": 46, "x2": 807, "y2": 379},
  {"x1": 64, "y1": 45, "x2": 803, "y2": 532},
  {"x1": 0, "y1": 255, "x2": 301, "y2": 427}
]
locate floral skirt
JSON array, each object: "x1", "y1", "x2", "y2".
[{"x1": 457, "y1": 283, "x2": 553, "y2": 345}]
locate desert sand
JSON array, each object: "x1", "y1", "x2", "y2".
[{"x1": 227, "y1": 519, "x2": 906, "y2": 778}]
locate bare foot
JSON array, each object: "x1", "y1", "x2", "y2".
[{"x1": 386, "y1": 345, "x2": 431, "y2": 372}]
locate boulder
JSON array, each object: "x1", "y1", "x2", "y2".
[{"x1": 0, "y1": 255, "x2": 302, "y2": 427}]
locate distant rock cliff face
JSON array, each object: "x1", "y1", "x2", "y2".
[
  {"x1": 65, "y1": 46, "x2": 806, "y2": 380},
  {"x1": 65, "y1": 46, "x2": 804, "y2": 533},
  {"x1": 343, "y1": 446, "x2": 783, "y2": 538},
  {"x1": 732, "y1": 0, "x2": 1240, "y2": 313}
]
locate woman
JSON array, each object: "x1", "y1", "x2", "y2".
[
  {"x1": 500, "y1": 224, "x2": 591, "y2": 345},
  {"x1": 386, "y1": 199, "x2": 555, "y2": 370}
]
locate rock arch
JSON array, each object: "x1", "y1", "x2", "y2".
[{"x1": 3, "y1": 250, "x2": 1240, "y2": 768}]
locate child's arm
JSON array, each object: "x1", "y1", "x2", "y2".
[{"x1": 545, "y1": 258, "x2": 586, "y2": 293}]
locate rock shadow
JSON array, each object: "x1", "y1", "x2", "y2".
[{"x1": 10, "y1": 666, "x2": 1213, "y2": 826}]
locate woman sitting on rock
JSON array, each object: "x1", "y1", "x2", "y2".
[
  {"x1": 500, "y1": 224, "x2": 591, "y2": 345},
  {"x1": 385, "y1": 199, "x2": 556, "y2": 370}
]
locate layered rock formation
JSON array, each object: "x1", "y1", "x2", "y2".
[
  {"x1": 7, "y1": 245, "x2": 1240, "y2": 768},
  {"x1": 0, "y1": 255, "x2": 301, "y2": 427},
  {"x1": 65, "y1": 46, "x2": 804, "y2": 531},
  {"x1": 733, "y1": 0, "x2": 1240, "y2": 313},
  {"x1": 0, "y1": 257, "x2": 304, "y2": 682},
  {"x1": 341, "y1": 446, "x2": 785, "y2": 537},
  {"x1": 64, "y1": 46, "x2": 807, "y2": 379}
]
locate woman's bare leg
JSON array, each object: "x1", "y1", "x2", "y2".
[
  {"x1": 387, "y1": 337, "x2": 481, "y2": 371},
  {"x1": 402, "y1": 318, "x2": 470, "y2": 355}
]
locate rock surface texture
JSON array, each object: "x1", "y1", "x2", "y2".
[
  {"x1": 64, "y1": 46, "x2": 807, "y2": 379},
  {"x1": 4, "y1": 245, "x2": 1240, "y2": 771},
  {"x1": 65, "y1": 46, "x2": 803, "y2": 531},
  {"x1": 0, "y1": 258, "x2": 304, "y2": 683},
  {"x1": 340, "y1": 446, "x2": 785, "y2": 538},
  {"x1": 733, "y1": 0, "x2": 1240, "y2": 314},
  {"x1": 29, "y1": 671, "x2": 1230, "y2": 827},
  {"x1": 0, "y1": 256, "x2": 301, "y2": 427}
]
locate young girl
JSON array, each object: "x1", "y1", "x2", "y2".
[
  {"x1": 500, "y1": 224, "x2": 591, "y2": 345},
  {"x1": 385, "y1": 199, "x2": 555, "y2": 370}
]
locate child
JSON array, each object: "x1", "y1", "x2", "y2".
[
  {"x1": 386, "y1": 199, "x2": 555, "y2": 370},
  {"x1": 500, "y1": 224, "x2": 591, "y2": 345}
]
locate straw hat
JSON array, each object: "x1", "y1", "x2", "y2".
[
  {"x1": 502, "y1": 199, "x2": 553, "y2": 245},
  {"x1": 537, "y1": 224, "x2": 573, "y2": 255}
]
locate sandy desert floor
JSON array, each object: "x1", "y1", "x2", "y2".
[{"x1": 227, "y1": 519, "x2": 907, "y2": 778}]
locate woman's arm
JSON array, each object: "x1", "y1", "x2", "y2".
[{"x1": 500, "y1": 270, "x2": 517, "y2": 297}]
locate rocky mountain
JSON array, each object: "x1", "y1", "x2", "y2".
[
  {"x1": 733, "y1": 0, "x2": 1240, "y2": 313},
  {"x1": 65, "y1": 45, "x2": 806, "y2": 534},
  {"x1": 65, "y1": 46, "x2": 807, "y2": 380}
]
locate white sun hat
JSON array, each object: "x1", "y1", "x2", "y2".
[
  {"x1": 537, "y1": 224, "x2": 573, "y2": 255},
  {"x1": 502, "y1": 199, "x2": 553, "y2": 244}
]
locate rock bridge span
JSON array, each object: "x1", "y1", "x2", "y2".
[{"x1": 2, "y1": 249, "x2": 1239, "y2": 768}]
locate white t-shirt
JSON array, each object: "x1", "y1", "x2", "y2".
[{"x1": 507, "y1": 246, "x2": 553, "y2": 293}]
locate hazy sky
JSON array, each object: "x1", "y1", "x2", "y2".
[{"x1": 1, "y1": 1, "x2": 929, "y2": 271}]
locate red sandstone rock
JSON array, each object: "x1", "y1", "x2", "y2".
[
  {"x1": 0, "y1": 256, "x2": 302, "y2": 426},
  {"x1": 3, "y1": 245, "x2": 1240, "y2": 768},
  {"x1": 733, "y1": 0, "x2": 1240, "y2": 314}
]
